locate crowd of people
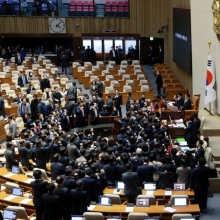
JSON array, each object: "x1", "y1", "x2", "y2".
[{"x1": 80, "y1": 46, "x2": 96, "y2": 64}]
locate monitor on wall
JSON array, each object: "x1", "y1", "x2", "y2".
[{"x1": 173, "y1": 8, "x2": 192, "y2": 74}]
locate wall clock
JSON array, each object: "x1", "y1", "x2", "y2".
[
  {"x1": 48, "y1": 18, "x2": 66, "y2": 34},
  {"x1": 212, "y1": 0, "x2": 220, "y2": 40}
]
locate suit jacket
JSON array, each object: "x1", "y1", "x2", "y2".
[
  {"x1": 97, "y1": 81, "x2": 104, "y2": 94},
  {"x1": 18, "y1": 146, "x2": 31, "y2": 167},
  {"x1": 103, "y1": 163, "x2": 119, "y2": 185},
  {"x1": 67, "y1": 143, "x2": 80, "y2": 162},
  {"x1": 26, "y1": 87, "x2": 36, "y2": 94},
  {"x1": 176, "y1": 166, "x2": 191, "y2": 188},
  {"x1": 54, "y1": 185, "x2": 69, "y2": 213},
  {"x1": 109, "y1": 49, "x2": 118, "y2": 60},
  {"x1": 176, "y1": 97, "x2": 184, "y2": 107},
  {"x1": 155, "y1": 74, "x2": 163, "y2": 87},
  {"x1": 51, "y1": 161, "x2": 65, "y2": 180},
  {"x1": 12, "y1": 97, "x2": 22, "y2": 104},
  {"x1": 41, "y1": 192, "x2": 61, "y2": 220},
  {"x1": 137, "y1": 164, "x2": 156, "y2": 183},
  {"x1": 60, "y1": 113, "x2": 70, "y2": 131},
  {"x1": 190, "y1": 166, "x2": 209, "y2": 190},
  {"x1": 63, "y1": 176, "x2": 76, "y2": 192},
  {"x1": 67, "y1": 86, "x2": 77, "y2": 100},
  {"x1": 80, "y1": 176, "x2": 97, "y2": 201},
  {"x1": 60, "y1": 55, "x2": 67, "y2": 65},
  {"x1": 17, "y1": 75, "x2": 28, "y2": 87},
  {"x1": 70, "y1": 189, "x2": 90, "y2": 215},
  {"x1": 18, "y1": 103, "x2": 31, "y2": 116},
  {"x1": 26, "y1": 118, "x2": 33, "y2": 129},
  {"x1": 186, "y1": 121, "x2": 197, "y2": 139},
  {"x1": 182, "y1": 99, "x2": 192, "y2": 110},
  {"x1": 65, "y1": 102, "x2": 75, "y2": 116},
  {"x1": 75, "y1": 106, "x2": 85, "y2": 123},
  {"x1": 15, "y1": 55, "x2": 24, "y2": 65},
  {"x1": 195, "y1": 147, "x2": 205, "y2": 160},
  {"x1": 40, "y1": 78, "x2": 50, "y2": 92},
  {"x1": 122, "y1": 171, "x2": 139, "y2": 196},
  {"x1": 47, "y1": 103, "x2": 55, "y2": 115},
  {"x1": 126, "y1": 97, "x2": 132, "y2": 111},
  {"x1": 105, "y1": 99, "x2": 113, "y2": 113},
  {"x1": 9, "y1": 120, "x2": 18, "y2": 138},
  {"x1": 4, "y1": 148, "x2": 18, "y2": 169},
  {"x1": 113, "y1": 94, "x2": 122, "y2": 107},
  {"x1": 30, "y1": 179, "x2": 48, "y2": 206},
  {"x1": 158, "y1": 172, "x2": 175, "y2": 189},
  {"x1": 90, "y1": 107, "x2": 99, "y2": 122}
]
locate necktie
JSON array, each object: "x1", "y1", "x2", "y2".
[
  {"x1": 81, "y1": 108, "x2": 84, "y2": 117},
  {"x1": 22, "y1": 76, "x2": 25, "y2": 86}
]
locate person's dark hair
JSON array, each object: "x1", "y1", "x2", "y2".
[
  {"x1": 186, "y1": 93, "x2": 190, "y2": 98},
  {"x1": 198, "y1": 157, "x2": 206, "y2": 166},
  {"x1": 76, "y1": 179, "x2": 84, "y2": 189},
  {"x1": 165, "y1": 164, "x2": 173, "y2": 172},
  {"x1": 144, "y1": 156, "x2": 150, "y2": 163},
  {"x1": 6, "y1": 134, "x2": 13, "y2": 142},
  {"x1": 33, "y1": 169, "x2": 42, "y2": 179},
  {"x1": 47, "y1": 183, "x2": 55, "y2": 192},
  {"x1": 69, "y1": 136, "x2": 75, "y2": 143},
  {"x1": 120, "y1": 153, "x2": 129, "y2": 164},
  {"x1": 125, "y1": 163, "x2": 132, "y2": 170},
  {"x1": 56, "y1": 176, "x2": 64, "y2": 184},
  {"x1": 192, "y1": 112, "x2": 198, "y2": 118},
  {"x1": 65, "y1": 168, "x2": 73, "y2": 176},
  {"x1": 85, "y1": 168, "x2": 93, "y2": 176},
  {"x1": 180, "y1": 158, "x2": 187, "y2": 167},
  {"x1": 171, "y1": 148, "x2": 177, "y2": 156},
  {"x1": 108, "y1": 155, "x2": 115, "y2": 164},
  {"x1": 185, "y1": 150, "x2": 192, "y2": 156},
  {"x1": 164, "y1": 154, "x2": 172, "y2": 164},
  {"x1": 59, "y1": 147, "x2": 66, "y2": 155},
  {"x1": 198, "y1": 140, "x2": 204, "y2": 146},
  {"x1": 53, "y1": 153, "x2": 60, "y2": 162},
  {"x1": 69, "y1": 160, "x2": 75, "y2": 168}
]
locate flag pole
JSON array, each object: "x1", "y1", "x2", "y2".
[{"x1": 204, "y1": 41, "x2": 213, "y2": 115}]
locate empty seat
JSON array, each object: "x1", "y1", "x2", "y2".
[
  {"x1": 120, "y1": 65, "x2": 127, "y2": 70},
  {"x1": 6, "y1": 90, "x2": 16, "y2": 98},
  {"x1": 78, "y1": 67, "x2": 86, "y2": 72},
  {"x1": 5, "y1": 182, "x2": 20, "y2": 193},
  {"x1": 174, "y1": 84, "x2": 182, "y2": 89},
  {"x1": 15, "y1": 117, "x2": 25, "y2": 129},
  {"x1": 137, "y1": 195, "x2": 157, "y2": 205},
  {"x1": 90, "y1": 75, "x2": 98, "y2": 81},
  {"x1": 12, "y1": 70, "x2": 20, "y2": 76},
  {"x1": 135, "y1": 69, "x2": 142, "y2": 74},
  {"x1": 102, "y1": 70, "x2": 111, "y2": 76},
  {"x1": 4, "y1": 99, "x2": 9, "y2": 108},
  {"x1": 118, "y1": 70, "x2": 126, "y2": 75},
  {"x1": 85, "y1": 71, "x2": 94, "y2": 76},
  {"x1": 134, "y1": 64, "x2": 141, "y2": 69},
  {"x1": 110, "y1": 80, "x2": 120, "y2": 87},
  {"x1": 123, "y1": 86, "x2": 132, "y2": 93},
  {"x1": 170, "y1": 195, "x2": 189, "y2": 206},
  {"x1": 83, "y1": 212, "x2": 104, "y2": 220},
  {"x1": 132, "y1": 60, "x2": 139, "y2": 65},
  {"x1": 140, "y1": 80, "x2": 148, "y2": 85},
  {"x1": 122, "y1": 74, "x2": 130, "y2": 80},
  {"x1": 84, "y1": 62, "x2": 93, "y2": 67},
  {"x1": 5, "y1": 206, "x2": 35, "y2": 220},
  {"x1": 141, "y1": 85, "x2": 150, "y2": 91},
  {"x1": 4, "y1": 124, "x2": 9, "y2": 135},
  {"x1": 126, "y1": 80, "x2": 134, "y2": 86},
  {"x1": 172, "y1": 214, "x2": 192, "y2": 220},
  {"x1": 166, "y1": 84, "x2": 174, "y2": 89},
  {"x1": 106, "y1": 75, "x2": 115, "y2": 81},
  {"x1": 137, "y1": 74, "x2": 145, "y2": 80},
  {"x1": 1, "y1": 83, "x2": 10, "y2": 91},
  {"x1": 106, "y1": 65, "x2": 115, "y2": 71},
  {"x1": 92, "y1": 66, "x2": 100, "y2": 71},
  {"x1": 66, "y1": 83, "x2": 73, "y2": 89},
  {"x1": 109, "y1": 61, "x2": 116, "y2": 65},
  {"x1": 121, "y1": 60, "x2": 128, "y2": 65},
  {"x1": 128, "y1": 213, "x2": 148, "y2": 220},
  {"x1": 17, "y1": 65, "x2": 25, "y2": 71},
  {"x1": 105, "y1": 86, "x2": 115, "y2": 93},
  {"x1": 103, "y1": 194, "x2": 121, "y2": 204},
  {"x1": 60, "y1": 78, "x2": 69, "y2": 84},
  {"x1": 164, "y1": 79, "x2": 171, "y2": 84}
]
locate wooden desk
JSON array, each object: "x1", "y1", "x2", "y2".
[
  {"x1": 91, "y1": 204, "x2": 200, "y2": 219},
  {"x1": 0, "y1": 120, "x2": 8, "y2": 142},
  {"x1": 0, "y1": 191, "x2": 34, "y2": 209},
  {"x1": 103, "y1": 188, "x2": 195, "y2": 199},
  {"x1": 6, "y1": 106, "x2": 18, "y2": 117}
]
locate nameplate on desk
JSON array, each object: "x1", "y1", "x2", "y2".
[
  {"x1": 163, "y1": 207, "x2": 176, "y2": 213},
  {"x1": 23, "y1": 179, "x2": 34, "y2": 184},
  {"x1": 146, "y1": 191, "x2": 154, "y2": 195},
  {"x1": 165, "y1": 191, "x2": 172, "y2": 196},
  {"x1": 20, "y1": 198, "x2": 31, "y2": 204},
  {"x1": 113, "y1": 189, "x2": 121, "y2": 194},
  {"x1": 4, "y1": 195, "x2": 16, "y2": 201},
  {"x1": 125, "y1": 206, "x2": 134, "y2": 212},
  {"x1": 4, "y1": 173, "x2": 15, "y2": 178},
  {"x1": 87, "y1": 205, "x2": 95, "y2": 211}
]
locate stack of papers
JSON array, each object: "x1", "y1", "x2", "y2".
[
  {"x1": 87, "y1": 205, "x2": 95, "y2": 211},
  {"x1": 175, "y1": 119, "x2": 183, "y2": 124},
  {"x1": 125, "y1": 207, "x2": 134, "y2": 212},
  {"x1": 165, "y1": 191, "x2": 172, "y2": 196},
  {"x1": 163, "y1": 207, "x2": 176, "y2": 213},
  {"x1": 113, "y1": 189, "x2": 121, "y2": 194}
]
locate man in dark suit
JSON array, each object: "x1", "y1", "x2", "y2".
[
  {"x1": 30, "y1": 170, "x2": 48, "y2": 220},
  {"x1": 30, "y1": 140, "x2": 51, "y2": 170},
  {"x1": 70, "y1": 179, "x2": 90, "y2": 215},
  {"x1": 50, "y1": 153, "x2": 65, "y2": 181},
  {"x1": 158, "y1": 164, "x2": 175, "y2": 189},
  {"x1": 26, "y1": 84, "x2": 36, "y2": 94},
  {"x1": 155, "y1": 71, "x2": 163, "y2": 96},
  {"x1": 185, "y1": 116, "x2": 197, "y2": 148},
  {"x1": 109, "y1": 46, "x2": 118, "y2": 62},
  {"x1": 90, "y1": 102, "x2": 99, "y2": 125},
  {"x1": 63, "y1": 167, "x2": 76, "y2": 192},
  {"x1": 103, "y1": 155, "x2": 119, "y2": 186},
  {"x1": 80, "y1": 168, "x2": 97, "y2": 201},
  {"x1": 67, "y1": 82, "x2": 77, "y2": 102},
  {"x1": 40, "y1": 75, "x2": 51, "y2": 92},
  {"x1": 18, "y1": 139, "x2": 31, "y2": 168},
  {"x1": 60, "y1": 53, "x2": 68, "y2": 74},
  {"x1": 17, "y1": 72, "x2": 28, "y2": 87},
  {"x1": 53, "y1": 87, "x2": 63, "y2": 104},
  {"x1": 96, "y1": 77, "x2": 104, "y2": 98},
  {"x1": 195, "y1": 140, "x2": 205, "y2": 160},
  {"x1": 41, "y1": 183, "x2": 61, "y2": 220},
  {"x1": 4, "y1": 142, "x2": 19, "y2": 169},
  {"x1": 122, "y1": 163, "x2": 139, "y2": 203},
  {"x1": 55, "y1": 176, "x2": 70, "y2": 220},
  {"x1": 137, "y1": 156, "x2": 156, "y2": 185},
  {"x1": 126, "y1": 93, "x2": 132, "y2": 112},
  {"x1": 175, "y1": 92, "x2": 185, "y2": 108},
  {"x1": 60, "y1": 109, "x2": 70, "y2": 131},
  {"x1": 75, "y1": 101, "x2": 86, "y2": 127},
  {"x1": 181, "y1": 94, "x2": 192, "y2": 111},
  {"x1": 188, "y1": 158, "x2": 209, "y2": 212},
  {"x1": 148, "y1": 46, "x2": 153, "y2": 65},
  {"x1": 193, "y1": 112, "x2": 201, "y2": 131},
  {"x1": 113, "y1": 89, "x2": 123, "y2": 117},
  {"x1": 15, "y1": 52, "x2": 24, "y2": 65},
  {"x1": 12, "y1": 93, "x2": 22, "y2": 104},
  {"x1": 25, "y1": 113, "x2": 33, "y2": 129}
]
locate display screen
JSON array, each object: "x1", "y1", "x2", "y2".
[{"x1": 173, "y1": 8, "x2": 192, "y2": 74}]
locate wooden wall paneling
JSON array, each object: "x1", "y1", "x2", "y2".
[{"x1": 73, "y1": 37, "x2": 82, "y2": 60}]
